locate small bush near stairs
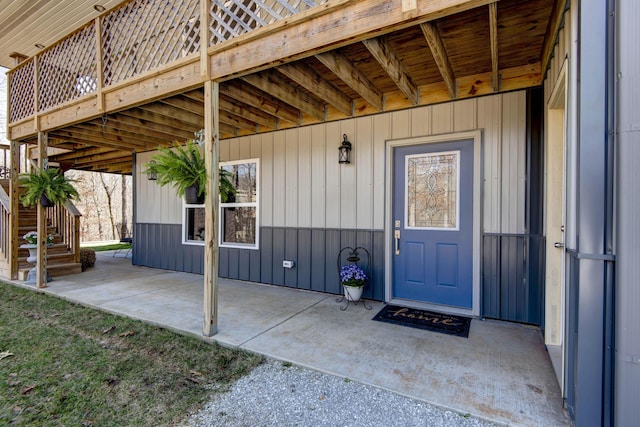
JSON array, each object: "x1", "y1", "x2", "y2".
[{"x1": 80, "y1": 249, "x2": 96, "y2": 271}]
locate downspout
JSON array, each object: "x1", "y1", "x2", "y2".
[{"x1": 603, "y1": 0, "x2": 616, "y2": 423}]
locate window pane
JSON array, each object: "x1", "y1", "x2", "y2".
[
  {"x1": 222, "y1": 207, "x2": 256, "y2": 244},
  {"x1": 406, "y1": 152, "x2": 458, "y2": 228},
  {"x1": 186, "y1": 207, "x2": 206, "y2": 241},
  {"x1": 223, "y1": 163, "x2": 257, "y2": 203}
]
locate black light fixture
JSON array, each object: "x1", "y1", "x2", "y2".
[
  {"x1": 147, "y1": 160, "x2": 157, "y2": 181},
  {"x1": 338, "y1": 134, "x2": 352, "y2": 164},
  {"x1": 35, "y1": 44, "x2": 45, "y2": 49},
  {"x1": 94, "y1": 5, "x2": 106, "y2": 12}
]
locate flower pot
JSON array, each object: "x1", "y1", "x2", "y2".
[
  {"x1": 20, "y1": 244, "x2": 38, "y2": 264},
  {"x1": 185, "y1": 185, "x2": 204, "y2": 204},
  {"x1": 343, "y1": 284, "x2": 364, "y2": 302},
  {"x1": 40, "y1": 194, "x2": 55, "y2": 207}
]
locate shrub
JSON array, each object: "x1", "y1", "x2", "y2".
[{"x1": 80, "y1": 248, "x2": 96, "y2": 271}]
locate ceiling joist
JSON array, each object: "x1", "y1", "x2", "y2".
[
  {"x1": 420, "y1": 22, "x2": 457, "y2": 99},
  {"x1": 489, "y1": 2, "x2": 499, "y2": 92},
  {"x1": 315, "y1": 51, "x2": 384, "y2": 111},
  {"x1": 362, "y1": 37, "x2": 420, "y2": 105}
]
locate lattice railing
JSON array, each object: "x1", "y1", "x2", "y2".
[
  {"x1": 7, "y1": 0, "x2": 326, "y2": 124},
  {"x1": 8, "y1": 60, "x2": 35, "y2": 122},
  {"x1": 102, "y1": 0, "x2": 200, "y2": 86},
  {"x1": 39, "y1": 24, "x2": 98, "y2": 111},
  {"x1": 209, "y1": 0, "x2": 325, "y2": 45}
]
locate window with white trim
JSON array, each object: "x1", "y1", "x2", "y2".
[
  {"x1": 220, "y1": 159, "x2": 259, "y2": 249},
  {"x1": 182, "y1": 159, "x2": 259, "y2": 248}
]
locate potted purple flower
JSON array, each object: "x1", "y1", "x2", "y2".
[{"x1": 340, "y1": 264, "x2": 367, "y2": 302}]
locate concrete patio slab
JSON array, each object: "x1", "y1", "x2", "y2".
[{"x1": 6, "y1": 252, "x2": 571, "y2": 426}]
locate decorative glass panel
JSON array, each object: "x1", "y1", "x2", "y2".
[
  {"x1": 222, "y1": 207, "x2": 256, "y2": 244},
  {"x1": 406, "y1": 151, "x2": 459, "y2": 229}
]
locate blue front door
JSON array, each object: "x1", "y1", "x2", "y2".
[{"x1": 392, "y1": 140, "x2": 474, "y2": 308}]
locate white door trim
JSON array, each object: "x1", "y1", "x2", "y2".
[{"x1": 384, "y1": 130, "x2": 483, "y2": 317}]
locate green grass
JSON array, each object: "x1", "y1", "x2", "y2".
[
  {"x1": 0, "y1": 283, "x2": 263, "y2": 426},
  {"x1": 82, "y1": 243, "x2": 131, "y2": 252}
]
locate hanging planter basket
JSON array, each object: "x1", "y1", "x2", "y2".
[
  {"x1": 184, "y1": 184, "x2": 204, "y2": 204},
  {"x1": 40, "y1": 194, "x2": 55, "y2": 208}
]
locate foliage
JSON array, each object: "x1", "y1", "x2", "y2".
[
  {"x1": 340, "y1": 264, "x2": 367, "y2": 287},
  {"x1": 145, "y1": 140, "x2": 235, "y2": 202},
  {"x1": 18, "y1": 167, "x2": 79, "y2": 207},
  {"x1": 82, "y1": 243, "x2": 131, "y2": 252},
  {"x1": 22, "y1": 231, "x2": 53, "y2": 245},
  {"x1": 79, "y1": 249, "x2": 96, "y2": 271},
  {"x1": 0, "y1": 283, "x2": 263, "y2": 426}
]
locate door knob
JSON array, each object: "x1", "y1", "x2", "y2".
[
  {"x1": 394, "y1": 230, "x2": 400, "y2": 255},
  {"x1": 554, "y1": 242, "x2": 564, "y2": 248}
]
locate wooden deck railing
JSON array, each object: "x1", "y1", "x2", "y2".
[{"x1": 7, "y1": 0, "x2": 327, "y2": 124}]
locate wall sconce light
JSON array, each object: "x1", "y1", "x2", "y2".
[
  {"x1": 147, "y1": 160, "x2": 157, "y2": 181},
  {"x1": 338, "y1": 134, "x2": 352, "y2": 164}
]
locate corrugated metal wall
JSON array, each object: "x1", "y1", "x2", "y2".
[
  {"x1": 136, "y1": 91, "x2": 528, "y2": 234},
  {"x1": 134, "y1": 91, "x2": 531, "y2": 306},
  {"x1": 615, "y1": 0, "x2": 640, "y2": 424}
]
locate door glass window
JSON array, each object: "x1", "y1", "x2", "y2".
[{"x1": 405, "y1": 151, "x2": 459, "y2": 229}]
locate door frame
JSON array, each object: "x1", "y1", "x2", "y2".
[{"x1": 385, "y1": 130, "x2": 483, "y2": 316}]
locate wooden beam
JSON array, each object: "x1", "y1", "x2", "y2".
[
  {"x1": 315, "y1": 51, "x2": 383, "y2": 111},
  {"x1": 362, "y1": 37, "x2": 420, "y2": 105},
  {"x1": 9, "y1": 139, "x2": 20, "y2": 279},
  {"x1": 203, "y1": 79, "x2": 219, "y2": 337},
  {"x1": 185, "y1": 90, "x2": 280, "y2": 130},
  {"x1": 87, "y1": 116, "x2": 181, "y2": 146},
  {"x1": 53, "y1": 146, "x2": 119, "y2": 162},
  {"x1": 220, "y1": 80, "x2": 300, "y2": 125},
  {"x1": 219, "y1": 95, "x2": 278, "y2": 129},
  {"x1": 50, "y1": 127, "x2": 147, "y2": 151},
  {"x1": 210, "y1": 0, "x2": 494, "y2": 80},
  {"x1": 540, "y1": 0, "x2": 568, "y2": 75},
  {"x1": 36, "y1": 132, "x2": 47, "y2": 289},
  {"x1": 277, "y1": 63, "x2": 353, "y2": 116},
  {"x1": 489, "y1": 2, "x2": 499, "y2": 92},
  {"x1": 420, "y1": 22, "x2": 457, "y2": 98},
  {"x1": 242, "y1": 71, "x2": 326, "y2": 122}
]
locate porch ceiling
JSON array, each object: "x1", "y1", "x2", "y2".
[{"x1": 17, "y1": 0, "x2": 558, "y2": 175}]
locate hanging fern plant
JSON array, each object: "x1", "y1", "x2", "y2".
[
  {"x1": 18, "y1": 167, "x2": 80, "y2": 208},
  {"x1": 145, "y1": 140, "x2": 235, "y2": 203}
]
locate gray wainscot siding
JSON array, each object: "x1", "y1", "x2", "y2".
[{"x1": 133, "y1": 224, "x2": 385, "y2": 300}]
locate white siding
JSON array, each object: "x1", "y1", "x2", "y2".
[
  {"x1": 135, "y1": 151, "x2": 183, "y2": 224},
  {"x1": 136, "y1": 92, "x2": 528, "y2": 234}
]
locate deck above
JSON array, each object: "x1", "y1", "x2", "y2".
[{"x1": 6, "y1": 0, "x2": 562, "y2": 174}]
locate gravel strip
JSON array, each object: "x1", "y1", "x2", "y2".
[{"x1": 183, "y1": 359, "x2": 499, "y2": 427}]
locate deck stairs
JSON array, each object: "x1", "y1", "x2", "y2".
[{"x1": 0, "y1": 179, "x2": 82, "y2": 280}]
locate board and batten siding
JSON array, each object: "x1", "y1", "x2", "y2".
[{"x1": 134, "y1": 91, "x2": 528, "y2": 299}]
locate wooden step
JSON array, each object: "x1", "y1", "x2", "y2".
[
  {"x1": 18, "y1": 262, "x2": 82, "y2": 281},
  {"x1": 18, "y1": 252, "x2": 77, "y2": 268}
]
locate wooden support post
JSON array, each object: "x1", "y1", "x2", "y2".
[
  {"x1": 9, "y1": 139, "x2": 20, "y2": 280},
  {"x1": 203, "y1": 79, "x2": 219, "y2": 336},
  {"x1": 36, "y1": 132, "x2": 48, "y2": 288},
  {"x1": 200, "y1": 0, "x2": 211, "y2": 79}
]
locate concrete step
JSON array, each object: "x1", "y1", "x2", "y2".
[{"x1": 18, "y1": 262, "x2": 82, "y2": 281}]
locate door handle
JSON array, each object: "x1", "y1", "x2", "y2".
[
  {"x1": 394, "y1": 230, "x2": 400, "y2": 255},
  {"x1": 554, "y1": 242, "x2": 564, "y2": 248}
]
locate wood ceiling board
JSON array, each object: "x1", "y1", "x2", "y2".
[
  {"x1": 0, "y1": 0, "x2": 122, "y2": 68},
  {"x1": 497, "y1": 0, "x2": 554, "y2": 69},
  {"x1": 436, "y1": 7, "x2": 493, "y2": 77}
]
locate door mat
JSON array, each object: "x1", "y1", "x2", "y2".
[{"x1": 372, "y1": 305, "x2": 471, "y2": 338}]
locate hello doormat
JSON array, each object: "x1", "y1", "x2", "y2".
[{"x1": 372, "y1": 305, "x2": 471, "y2": 338}]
